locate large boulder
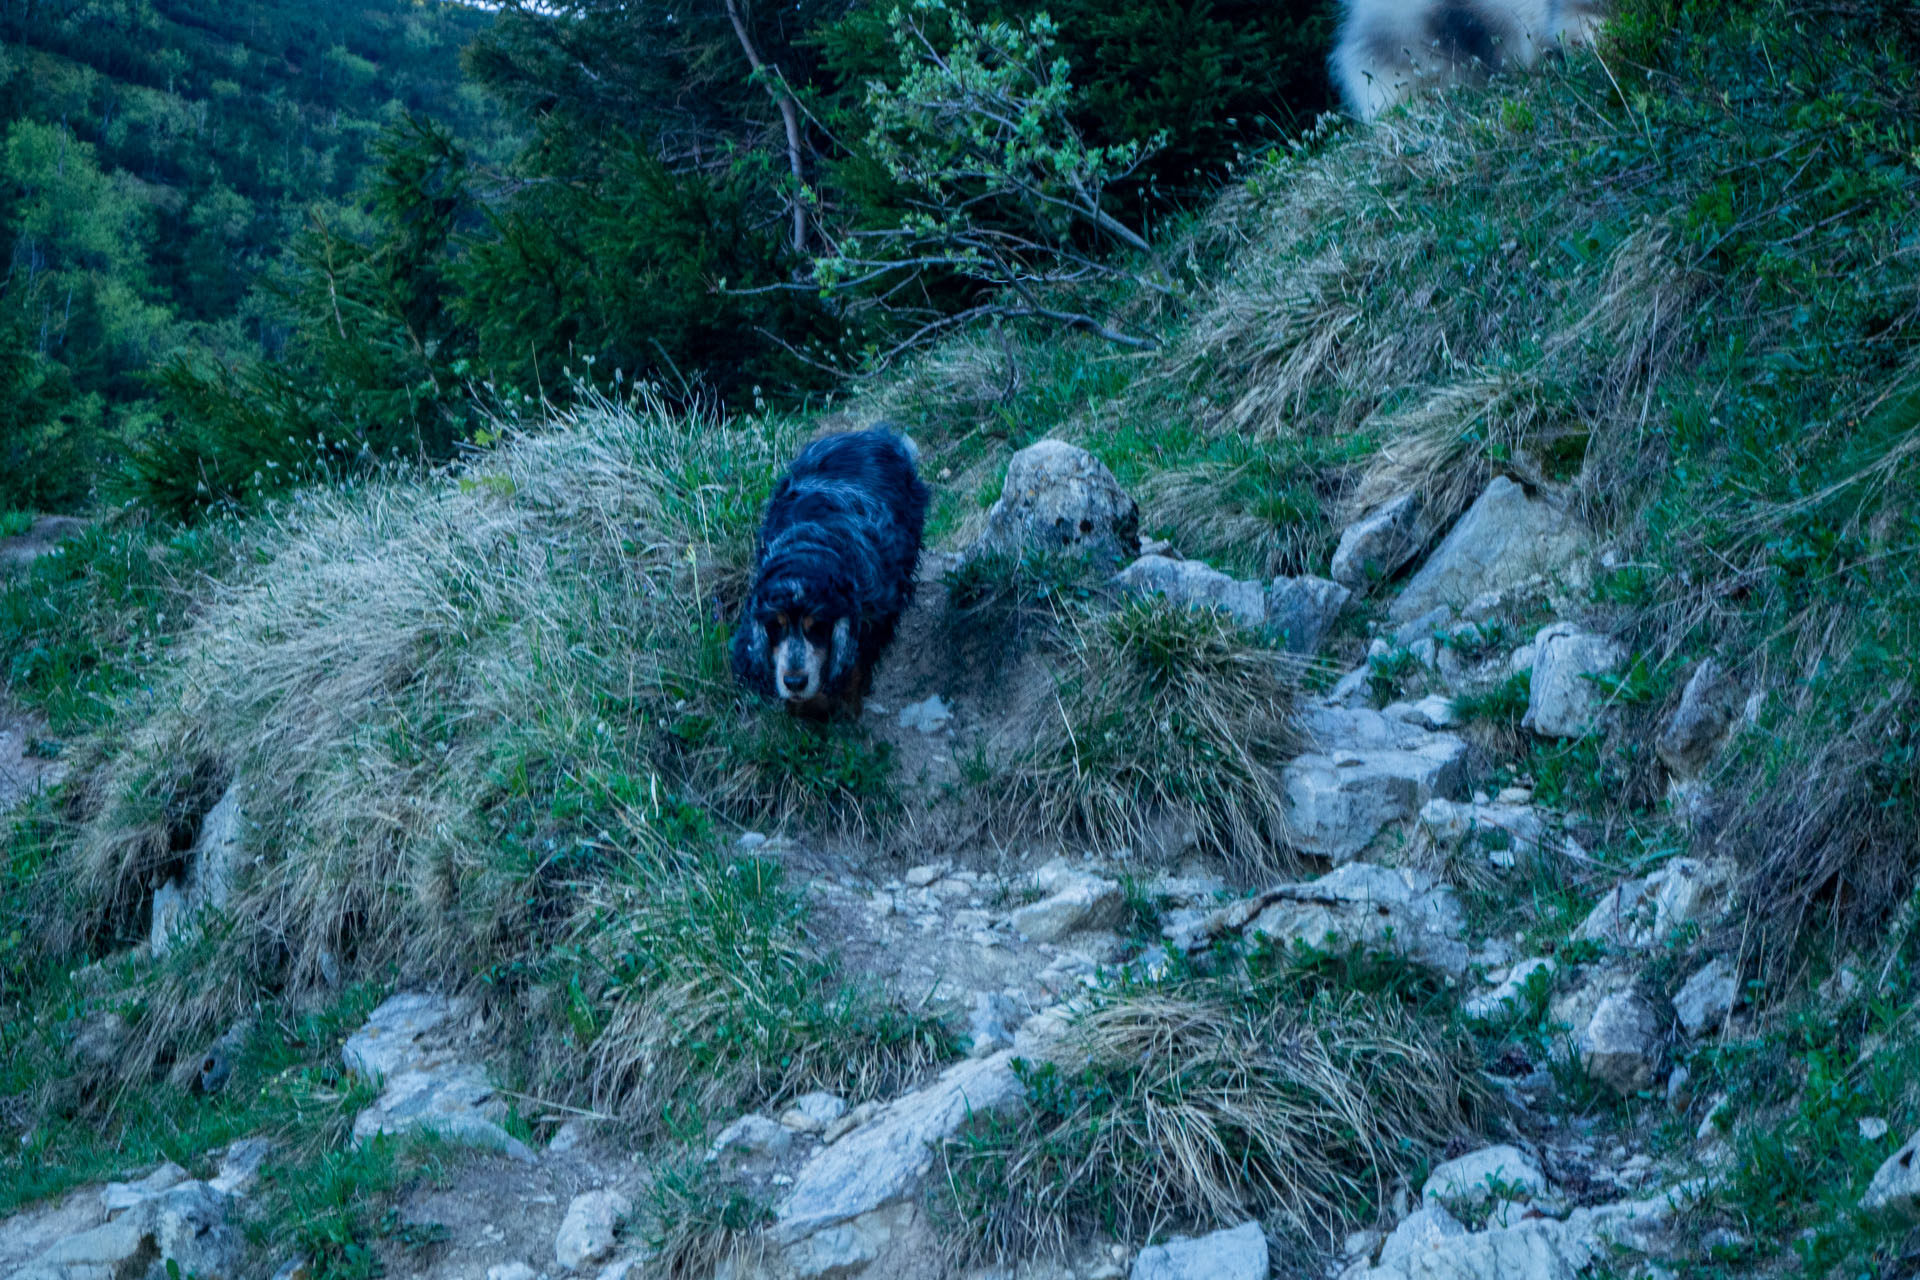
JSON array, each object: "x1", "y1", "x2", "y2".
[
  {"x1": 1114, "y1": 555, "x2": 1265, "y2": 626},
  {"x1": 1331, "y1": 492, "x2": 1429, "y2": 590},
  {"x1": 8, "y1": 1182, "x2": 243, "y2": 1280},
  {"x1": 1388, "y1": 478, "x2": 1587, "y2": 624},
  {"x1": 1522, "y1": 624, "x2": 1626, "y2": 739},
  {"x1": 1131, "y1": 1220, "x2": 1268, "y2": 1280},
  {"x1": 979, "y1": 440, "x2": 1139, "y2": 563}
]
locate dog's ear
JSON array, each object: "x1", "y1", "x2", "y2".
[
  {"x1": 731, "y1": 613, "x2": 775, "y2": 696},
  {"x1": 826, "y1": 616, "x2": 857, "y2": 689}
]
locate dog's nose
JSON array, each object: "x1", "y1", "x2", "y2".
[{"x1": 781, "y1": 671, "x2": 809, "y2": 694}]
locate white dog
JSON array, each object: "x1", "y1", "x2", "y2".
[{"x1": 1332, "y1": 0, "x2": 1607, "y2": 120}]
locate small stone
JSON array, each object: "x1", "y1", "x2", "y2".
[
  {"x1": 548, "y1": 1117, "x2": 598, "y2": 1153},
  {"x1": 1463, "y1": 957, "x2": 1555, "y2": 1022},
  {"x1": 211, "y1": 1137, "x2": 274, "y2": 1196},
  {"x1": 897, "y1": 696, "x2": 953, "y2": 734},
  {"x1": 1861, "y1": 1117, "x2": 1891, "y2": 1142},
  {"x1": 966, "y1": 992, "x2": 1028, "y2": 1057},
  {"x1": 1666, "y1": 1065, "x2": 1692, "y2": 1109},
  {"x1": 1656, "y1": 658, "x2": 1742, "y2": 779},
  {"x1": 738, "y1": 832, "x2": 769, "y2": 849},
  {"x1": 1130, "y1": 1220, "x2": 1267, "y2": 1280},
  {"x1": 711, "y1": 1114, "x2": 793, "y2": 1174},
  {"x1": 1579, "y1": 991, "x2": 1663, "y2": 1095},
  {"x1": 555, "y1": 1188, "x2": 632, "y2": 1270},
  {"x1": 489, "y1": 1265, "x2": 540, "y2": 1280},
  {"x1": 779, "y1": 1093, "x2": 849, "y2": 1135},
  {"x1": 903, "y1": 863, "x2": 947, "y2": 888},
  {"x1": 1673, "y1": 957, "x2": 1739, "y2": 1038},
  {"x1": 1862, "y1": 1129, "x2": 1920, "y2": 1219},
  {"x1": 101, "y1": 1162, "x2": 190, "y2": 1212},
  {"x1": 1008, "y1": 871, "x2": 1123, "y2": 942}
]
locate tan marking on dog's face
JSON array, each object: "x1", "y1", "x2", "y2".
[{"x1": 773, "y1": 614, "x2": 833, "y2": 702}]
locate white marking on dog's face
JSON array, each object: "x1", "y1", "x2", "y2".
[{"x1": 770, "y1": 610, "x2": 834, "y2": 703}]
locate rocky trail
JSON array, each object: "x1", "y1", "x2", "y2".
[{"x1": 6, "y1": 444, "x2": 1916, "y2": 1280}]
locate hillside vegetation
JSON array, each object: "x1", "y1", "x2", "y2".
[{"x1": 4, "y1": 1, "x2": 1920, "y2": 1279}]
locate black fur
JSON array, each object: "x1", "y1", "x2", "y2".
[
  {"x1": 1429, "y1": 0, "x2": 1503, "y2": 64},
  {"x1": 731, "y1": 428, "x2": 930, "y2": 713}
]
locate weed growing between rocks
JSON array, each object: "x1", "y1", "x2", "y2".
[
  {"x1": 1007, "y1": 598, "x2": 1300, "y2": 877},
  {"x1": 938, "y1": 947, "x2": 1482, "y2": 1263},
  {"x1": 631, "y1": 1155, "x2": 773, "y2": 1280}
]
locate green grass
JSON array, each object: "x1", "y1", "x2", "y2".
[{"x1": 0, "y1": 510, "x2": 34, "y2": 539}]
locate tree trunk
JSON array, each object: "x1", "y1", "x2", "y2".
[{"x1": 723, "y1": 0, "x2": 808, "y2": 254}]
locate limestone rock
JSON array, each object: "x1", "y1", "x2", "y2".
[
  {"x1": 778, "y1": 1093, "x2": 849, "y2": 1135},
  {"x1": 1385, "y1": 696, "x2": 1460, "y2": 731},
  {"x1": 1114, "y1": 555, "x2": 1265, "y2": 627},
  {"x1": 1521, "y1": 624, "x2": 1626, "y2": 739},
  {"x1": 979, "y1": 440, "x2": 1139, "y2": 563},
  {"x1": 1423, "y1": 1145, "x2": 1553, "y2": 1222},
  {"x1": 1419, "y1": 799, "x2": 1547, "y2": 867},
  {"x1": 341, "y1": 991, "x2": 466, "y2": 1079},
  {"x1": 1376, "y1": 1205, "x2": 1468, "y2": 1271},
  {"x1": 1265, "y1": 574, "x2": 1352, "y2": 656},
  {"x1": 1332, "y1": 492, "x2": 1428, "y2": 590},
  {"x1": 1244, "y1": 863, "x2": 1470, "y2": 977},
  {"x1": 1656, "y1": 659, "x2": 1741, "y2": 779},
  {"x1": 1282, "y1": 707, "x2": 1468, "y2": 861},
  {"x1": 488, "y1": 1265, "x2": 540, "y2": 1280},
  {"x1": 1578, "y1": 991, "x2": 1663, "y2": 1095},
  {"x1": 10, "y1": 1181, "x2": 244, "y2": 1280},
  {"x1": 555, "y1": 1189, "x2": 632, "y2": 1271},
  {"x1": 1575, "y1": 859, "x2": 1734, "y2": 951},
  {"x1": 1353, "y1": 1183, "x2": 1689, "y2": 1280},
  {"x1": 210, "y1": 1138, "x2": 273, "y2": 1197},
  {"x1": 149, "y1": 783, "x2": 245, "y2": 957},
  {"x1": 1389, "y1": 478, "x2": 1587, "y2": 624},
  {"x1": 1008, "y1": 867, "x2": 1124, "y2": 942},
  {"x1": 1463, "y1": 957, "x2": 1555, "y2": 1022},
  {"x1": 711, "y1": 1115, "x2": 794, "y2": 1175},
  {"x1": 350, "y1": 1061, "x2": 536, "y2": 1163},
  {"x1": 965, "y1": 992, "x2": 1028, "y2": 1057},
  {"x1": 1672, "y1": 958, "x2": 1739, "y2": 1038},
  {"x1": 1861, "y1": 1129, "x2": 1920, "y2": 1219},
  {"x1": 100, "y1": 1163, "x2": 189, "y2": 1213},
  {"x1": 773, "y1": 1052, "x2": 1028, "y2": 1252},
  {"x1": 1131, "y1": 1220, "x2": 1268, "y2": 1280}
]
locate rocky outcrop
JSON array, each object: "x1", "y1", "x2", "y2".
[
  {"x1": 1423, "y1": 1146, "x2": 1554, "y2": 1226},
  {"x1": 342, "y1": 992, "x2": 535, "y2": 1162},
  {"x1": 1199, "y1": 862, "x2": 1473, "y2": 977},
  {"x1": 1131, "y1": 1221, "x2": 1268, "y2": 1280},
  {"x1": 1574, "y1": 859, "x2": 1735, "y2": 951},
  {"x1": 979, "y1": 440, "x2": 1140, "y2": 563},
  {"x1": 1388, "y1": 479, "x2": 1588, "y2": 624},
  {"x1": 1, "y1": 1142, "x2": 269, "y2": 1280},
  {"x1": 1282, "y1": 706, "x2": 1468, "y2": 861}
]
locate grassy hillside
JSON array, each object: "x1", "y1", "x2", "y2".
[{"x1": 3, "y1": 0, "x2": 1920, "y2": 1276}]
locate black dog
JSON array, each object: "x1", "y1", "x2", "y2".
[{"x1": 731, "y1": 428, "x2": 929, "y2": 716}]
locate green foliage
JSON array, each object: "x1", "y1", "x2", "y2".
[
  {"x1": 814, "y1": 0, "x2": 1164, "y2": 356},
  {"x1": 0, "y1": 0, "x2": 503, "y2": 508}
]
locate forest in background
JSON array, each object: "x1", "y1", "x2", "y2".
[{"x1": 0, "y1": 0, "x2": 1337, "y2": 515}]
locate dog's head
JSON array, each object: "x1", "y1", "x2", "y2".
[{"x1": 732, "y1": 573, "x2": 856, "y2": 707}]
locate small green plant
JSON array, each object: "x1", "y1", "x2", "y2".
[
  {"x1": 0, "y1": 510, "x2": 34, "y2": 538},
  {"x1": 634, "y1": 1156, "x2": 773, "y2": 1280}
]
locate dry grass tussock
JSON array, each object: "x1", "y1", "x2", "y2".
[
  {"x1": 1004, "y1": 597, "x2": 1301, "y2": 877},
  {"x1": 939, "y1": 977, "x2": 1482, "y2": 1262},
  {"x1": 42, "y1": 393, "x2": 938, "y2": 1093}
]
